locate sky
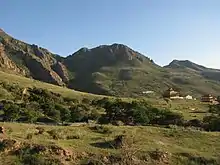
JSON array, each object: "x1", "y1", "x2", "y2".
[{"x1": 1, "y1": 0, "x2": 220, "y2": 68}]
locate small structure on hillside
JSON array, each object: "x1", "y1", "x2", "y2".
[
  {"x1": 201, "y1": 94, "x2": 215, "y2": 103},
  {"x1": 163, "y1": 88, "x2": 182, "y2": 99},
  {"x1": 142, "y1": 91, "x2": 154, "y2": 94},
  {"x1": 185, "y1": 95, "x2": 193, "y2": 100}
]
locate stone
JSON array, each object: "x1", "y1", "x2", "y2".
[{"x1": 0, "y1": 126, "x2": 5, "y2": 134}]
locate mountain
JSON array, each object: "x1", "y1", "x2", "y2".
[
  {"x1": 164, "y1": 60, "x2": 220, "y2": 96},
  {"x1": 1, "y1": 28, "x2": 220, "y2": 97},
  {"x1": 64, "y1": 44, "x2": 169, "y2": 96},
  {"x1": 0, "y1": 29, "x2": 69, "y2": 86},
  {"x1": 166, "y1": 60, "x2": 220, "y2": 82}
]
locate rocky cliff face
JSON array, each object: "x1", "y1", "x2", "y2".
[
  {"x1": 52, "y1": 62, "x2": 69, "y2": 83},
  {"x1": 0, "y1": 29, "x2": 67, "y2": 86},
  {"x1": 0, "y1": 43, "x2": 25, "y2": 75}
]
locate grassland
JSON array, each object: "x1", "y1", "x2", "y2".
[{"x1": 0, "y1": 122, "x2": 220, "y2": 165}]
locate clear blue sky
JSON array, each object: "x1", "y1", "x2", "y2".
[{"x1": 1, "y1": 0, "x2": 220, "y2": 68}]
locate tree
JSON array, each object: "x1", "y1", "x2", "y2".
[
  {"x1": 202, "y1": 104, "x2": 220, "y2": 131},
  {"x1": 132, "y1": 106, "x2": 150, "y2": 125},
  {"x1": 209, "y1": 104, "x2": 220, "y2": 115},
  {"x1": 3, "y1": 103, "x2": 21, "y2": 121},
  {"x1": 70, "y1": 104, "x2": 89, "y2": 122},
  {"x1": 40, "y1": 103, "x2": 60, "y2": 122},
  {"x1": 203, "y1": 115, "x2": 220, "y2": 131},
  {"x1": 55, "y1": 104, "x2": 71, "y2": 122},
  {"x1": 22, "y1": 108, "x2": 40, "y2": 123}
]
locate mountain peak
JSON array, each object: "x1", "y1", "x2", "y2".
[
  {"x1": 170, "y1": 59, "x2": 191, "y2": 64},
  {"x1": 166, "y1": 59, "x2": 207, "y2": 71},
  {"x1": 111, "y1": 43, "x2": 128, "y2": 48}
]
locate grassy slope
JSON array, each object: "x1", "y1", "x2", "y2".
[
  {"x1": 0, "y1": 122, "x2": 220, "y2": 164},
  {"x1": 0, "y1": 71, "x2": 105, "y2": 100},
  {"x1": 0, "y1": 70, "x2": 211, "y2": 120}
]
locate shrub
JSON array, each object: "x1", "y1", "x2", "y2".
[
  {"x1": 98, "y1": 99, "x2": 184, "y2": 126},
  {"x1": 47, "y1": 129, "x2": 64, "y2": 140},
  {"x1": 40, "y1": 103, "x2": 60, "y2": 122},
  {"x1": 203, "y1": 115, "x2": 220, "y2": 131},
  {"x1": 66, "y1": 135, "x2": 80, "y2": 140},
  {"x1": 149, "y1": 149, "x2": 169, "y2": 162},
  {"x1": 185, "y1": 119, "x2": 202, "y2": 127},
  {"x1": 36, "y1": 127, "x2": 45, "y2": 135},
  {"x1": 26, "y1": 133, "x2": 33, "y2": 140},
  {"x1": 19, "y1": 151, "x2": 61, "y2": 165},
  {"x1": 82, "y1": 98, "x2": 90, "y2": 104},
  {"x1": 209, "y1": 104, "x2": 220, "y2": 115},
  {"x1": 90, "y1": 125, "x2": 112, "y2": 134},
  {"x1": 3, "y1": 103, "x2": 21, "y2": 121},
  {"x1": 154, "y1": 110, "x2": 184, "y2": 126},
  {"x1": 0, "y1": 139, "x2": 17, "y2": 151},
  {"x1": 22, "y1": 108, "x2": 40, "y2": 123},
  {"x1": 70, "y1": 104, "x2": 89, "y2": 122},
  {"x1": 92, "y1": 97, "x2": 111, "y2": 107},
  {"x1": 55, "y1": 104, "x2": 70, "y2": 122},
  {"x1": 203, "y1": 104, "x2": 220, "y2": 131}
]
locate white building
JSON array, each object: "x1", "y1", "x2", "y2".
[{"x1": 185, "y1": 95, "x2": 193, "y2": 100}]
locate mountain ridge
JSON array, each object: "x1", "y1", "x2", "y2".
[{"x1": 1, "y1": 29, "x2": 220, "y2": 97}]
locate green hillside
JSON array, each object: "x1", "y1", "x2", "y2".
[{"x1": 0, "y1": 71, "x2": 106, "y2": 100}]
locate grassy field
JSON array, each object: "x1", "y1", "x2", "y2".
[
  {"x1": 144, "y1": 98, "x2": 210, "y2": 120},
  {"x1": 0, "y1": 122, "x2": 220, "y2": 165}
]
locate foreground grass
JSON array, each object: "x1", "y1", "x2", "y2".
[{"x1": 0, "y1": 122, "x2": 220, "y2": 164}]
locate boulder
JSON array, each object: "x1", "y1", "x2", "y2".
[{"x1": 0, "y1": 126, "x2": 5, "y2": 134}]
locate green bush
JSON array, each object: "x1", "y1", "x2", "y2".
[
  {"x1": 90, "y1": 125, "x2": 112, "y2": 134},
  {"x1": 2, "y1": 103, "x2": 21, "y2": 121},
  {"x1": 209, "y1": 104, "x2": 220, "y2": 115},
  {"x1": 55, "y1": 104, "x2": 70, "y2": 122},
  {"x1": 70, "y1": 104, "x2": 89, "y2": 122},
  {"x1": 203, "y1": 115, "x2": 220, "y2": 131},
  {"x1": 40, "y1": 103, "x2": 60, "y2": 122},
  {"x1": 98, "y1": 99, "x2": 184, "y2": 126},
  {"x1": 202, "y1": 104, "x2": 220, "y2": 131},
  {"x1": 47, "y1": 129, "x2": 65, "y2": 140}
]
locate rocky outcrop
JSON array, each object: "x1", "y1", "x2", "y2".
[
  {"x1": 0, "y1": 30, "x2": 67, "y2": 86},
  {"x1": 24, "y1": 57, "x2": 64, "y2": 86},
  {"x1": 0, "y1": 43, "x2": 25, "y2": 75},
  {"x1": 52, "y1": 62, "x2": 69, "y2": 83}
]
